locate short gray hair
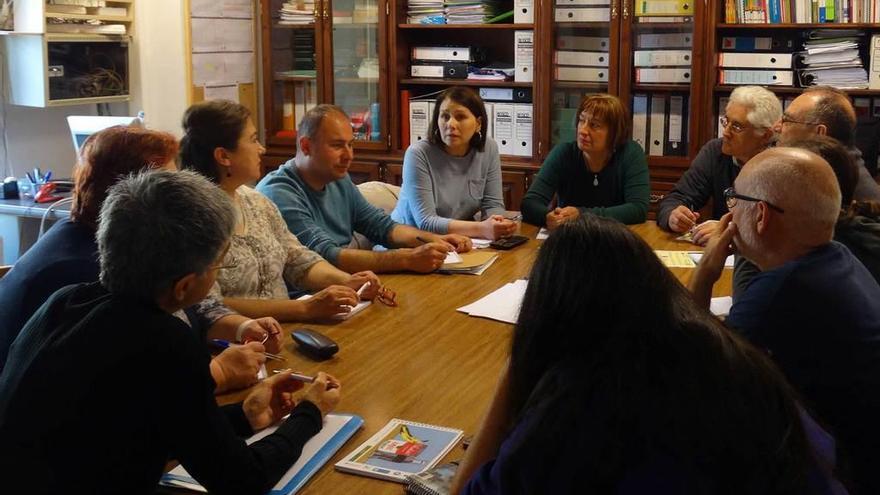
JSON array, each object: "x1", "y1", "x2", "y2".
[
  {"x1": 728, "y1": 86, "x2": 783, "y2": 130},
  {"x1": 97, "y1": 170, "x2": 236, "y2": 299},
  {"x1": 297, "y1": 104, "x2": 349, "y2": 152}
]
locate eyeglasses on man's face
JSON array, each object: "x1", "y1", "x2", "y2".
[
  {"x1": 723, "y1": 187, "x2": 785, "y2": 213},
  {"x1": 779, "y1": 113, "x2": 820, "y2": 127},
  {"x1": 719, "y1": 116, "x2": 753, "y2": 134}
]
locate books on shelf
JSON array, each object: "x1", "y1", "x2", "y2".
[
  {"x1": 335, "y1": 419, "x2": 463, "y2": 483},
  {"x1": 797, "y1": 30, "x2": 869, "y2": 88},
  {"x1": 406, "y1": 0, "x2": 503, "y2": 24},
  {"x1": 278, "y1": 0, "x2": 316, "y2": 25},
  {"x1": 632, "y1": 93, "x2": 689, "y2": 156},
  {"x1": 725, "y1": 0, "x2": 880, "y2": 23}
]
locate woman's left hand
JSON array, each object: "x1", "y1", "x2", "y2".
[
  {"x1": 345, "y1": 271, "x2": 382, "y2": 300},
  {"x1": 242, "y1": 372, "x2": 305, "y2": 431}
]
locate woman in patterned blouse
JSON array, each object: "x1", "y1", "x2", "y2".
[{"x1": 180, "y1": 100, "x2": 381, "y2": 322}]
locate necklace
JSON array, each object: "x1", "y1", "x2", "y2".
[{"x1": 593, "y1": 173, "x2": 599, "y2": 187}]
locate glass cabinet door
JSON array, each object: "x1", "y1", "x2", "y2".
[
  {"x1": 327, "y1": 0, "x2": 385, "y2": 145},
  {"x1": 265, "y1": 0, "x2": 320, "y2": 149},
  {"x1": 549, "y1": 0, "x2": 617, "y2": 149}
]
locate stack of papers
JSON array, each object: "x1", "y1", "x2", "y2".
[
  {"x1": 439, "y1": 250, "x2": 498, "y2": 275},
  {"x1": 278, "y1": 0, "x2": 316, "y2": 25},
  {"x1": 407, "y1": 0, "x2": 445, "y2": 24},
  {"x1": 445, "y1": 0, "x2": 500, "y2": 24},
  {"x1": 457, "y1": 279, "x2": 527, "y2": 324},
  {"x1": 798, "y1": 31, "x2": 868, "y2": 89}
]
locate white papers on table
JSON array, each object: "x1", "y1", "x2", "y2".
[
  {"x1": 710, "y1": 296, "x2": 733, "y2": 318},
  {"x1": 654, "y1": 250, "x2": 697, "y2": 268},
  {"x1": 687, "y1": 252, "x2": 735, "y2": 268},
  {"x1": 536, "y1": 228, "x2": 549, "y2": 240},
  {"x1": 471, "y1": 238, "x2": 492, "y2": 249},
  {"x1": 161, "y1": 413, "x2": 362, "y2": 494},
  {"x1": 457, "y1": 279, "x2": 527, "y2": 324},
  {"x1": 297, "y1": 294, "x2": 371, "y2": 320},
  {"x1": 444, "y1": 251, "x2": 463, "y2": 264}
]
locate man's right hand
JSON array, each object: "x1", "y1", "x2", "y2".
[
  {"x1": 303, "y1": 285, "x2": 359, "y2": 320},
  {"x1": 302, "y1": 372, "x2": 342, "y2": 417},
  {"x1": 668, "y1": 205, "x2": 700, "y2": 233},
  {"x1": 481, "y1": 215, "x2": 517, "y2": 240},
  {"x1": 403, "y1": 242, "x2": 450, "y2": 273},
  {"x1": 211, "y1": 342, "x2": 266, "y2": 393}
]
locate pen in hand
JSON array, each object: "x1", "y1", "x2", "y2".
[{"x1": 211, "y1": 338, "x2": 284, "y2": 361}]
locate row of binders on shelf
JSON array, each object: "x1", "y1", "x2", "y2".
[
  {"x1": 717, "y1": 31, "x2": 870, "y2": 88},
  {"x1": 409, "y1": 32, "x2": 533, "y2": 83},
  {"x1": 632, "y1": 93, "x2": 690, "y2": 157},
  {"x1": 724, "y1": 0, "x2": 880, "y2": 23},
  {"x1": 553, "y1": 34, "x2": 609, "y2": 82},
  {"x1": 631, "y1": 30, "x2": 694, "y2": 84},
  {"x1": 551, "y1": 0, "x2": 692, "y2": 22},
  {"x1": 403, "y1": 88, "x2": 534, "y2": 156}
]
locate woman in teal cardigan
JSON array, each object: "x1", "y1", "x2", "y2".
[{"x1": 521, "y1": 94, "x2": 650, "y2": 228}]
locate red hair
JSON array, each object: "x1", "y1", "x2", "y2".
[{"x1": 72, "y1": 125, "x2": 179, "y2": 229}]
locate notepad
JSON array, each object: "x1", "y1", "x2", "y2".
[
  {"x1": 296, "y1": 294, "x2": 371, "y2": 320},
  {"x1": 439, "y1": 250, "x2": 498, "y2": 275},
  {"x1": 457, "y1": 279, "x2": 528, "y2": 324},
  {"x1": 654, "y1": 250, "x2": 698, "y2": 268},
  {"x1": 536, "y1": 228, "x2": 549, "y2": 240},
  {"x1": 710, "y1": 296, "x2": 733, "y2": 318},
  {"x1": 160, "y1": 413, "x2": 363, "y2": 494},
  {"x1": 335, "y1": 418, "x2": 463, "y2": 483},
  {"x1": 444, "y1": 251, "x2": 463, "y2": 264}
]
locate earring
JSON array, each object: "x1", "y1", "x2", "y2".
[{"x1": 477, "y1": 129, "x2": 482, "y2": 139}]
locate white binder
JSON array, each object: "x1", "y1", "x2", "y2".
[
  {"x1": 555, "y1": 0, "x2": 609, "y2": 4},
  {"x1": 637, "y1": 33, "x2": 692, "y2": 49},
  {"x1": 869, "y1": 34, "x2": 880, "y2": 90},
  {"x1": 411, "y1": 46, "x2": 472, "y2": 62},
  {"x1": 668, "y1": 95, "x2": 684, "y2": 154},
  {"x1": 635, "y1": 68, "x2": 691, "y2": 83},
  {"x1": 718, "y1": 69, "x2": 793, "y2": 86},
  {"x1": 409, "y1": 101, "x2": 430, "y2": 146},
  {"x1": 515, "y1": 30, "x2": 534, "y2": 83},
  {"x1": 633, "y1": 50, "x2": 692, "y2": 67},
  {"x1": 554, "y1": 66, "x2": 608, "y2": 82},
  {"x1": 718, "y1": 52, "x2": 793, "y2": 69},
  {"x1": 514, "y1": 0, "x2": 533, "y2": 23},
  {"x1": 493, "y1": 103, "x2": 516, "y2": 155},
  {"x1": 484, "y1": 102, "x2": 494, "y2": 139},
  {"x1": 649, "y1": 95, "x2": 666, "y2": 157},
  {"x1": 554, "y1": 51, "x2": 609, "y2": 66},
  {"x1": 514, "y1": 104, "x2": 533, "y2": 157},
  {"x1": 554, "y1": 7, "x2": 610, "y2": 22},
  {"x1": 632, "y1": 94, "x2": 649, "y2": 152}
]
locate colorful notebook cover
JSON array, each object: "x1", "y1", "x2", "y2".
[
  {"x1": 160, "y1": 413, "x2": 363, "y2": 494},
  {"x1": 335, "y1": 418, "x2": 463, "y2": 483}
]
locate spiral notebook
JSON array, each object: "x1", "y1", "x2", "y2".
[
  {"x1": 160, "y1": 413, "x2": 363, "y2": 494},
  {"x1": 335, "y1": 418, "x2": 463, "y2": 483}
]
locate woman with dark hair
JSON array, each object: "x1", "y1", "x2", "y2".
[
  {"x1": 452, "y1": 215, "x2": 847, "y2": 495},
  {"x1": 391, "y1": 86, "x2": 517, "y2": 240},
  {"x1": 179, "y1": 100, "x2": 381, "y2": 322},
  {"x1": 521, "y1": 93, "x2": 650, "y2": 228}
]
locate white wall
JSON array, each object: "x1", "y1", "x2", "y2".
[{"x1": 0, "y1": 0, "x2": 190, "y2": 180}]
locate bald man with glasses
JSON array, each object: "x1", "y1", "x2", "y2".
[{"x1": 690, "y1": 147, "x2": 880, "y2": 495}]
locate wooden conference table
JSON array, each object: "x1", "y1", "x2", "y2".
[{"x1": 214, "y1": 222, "x2": 733, "y2": 495}]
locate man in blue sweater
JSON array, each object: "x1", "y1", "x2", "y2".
[
  {"x1": 257, "y1": 105, "x2": 471, "y2": 273},
  {"x1": 689, "y1": 147, "x2": 880, "y2": 494}
]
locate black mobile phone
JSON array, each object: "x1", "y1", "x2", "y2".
[{"x1": 489, "y1": 235, "x2": 528, "y2": 250}]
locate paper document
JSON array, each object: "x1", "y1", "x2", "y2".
[
  {"x1": 536, "y1": 228, "x2": 549, "y2": 240},
  {"x1": 471, "y1": 238, "x2": 492, "y2": 249},
  {"x1": 710, "y1": 296, "x2": 733, "y2": 318},
  {"x1": 439, "y1": 251, "x2": 498, "y2": 275},
  {"x1": 297, "y1": 294, "x2": 371, "y2": 320},
  {"x1": 457, "y1": 279, "x2": 528, "y2": 324},
  {"x1": 654, "y1": 250, "x2": 697, "y2": 268},
  {"x1": 257, "y1": 363, "x2": 267, "y2": 380},
  {"x1": 688, "y1": 252, "x2": 735, "y2": 268},
  {"x1": 161, "y1": 413, "x2": 363, "y2": 494},
  {"x1": 444, "y1": 251, "x2": 463, "y2": 264}
]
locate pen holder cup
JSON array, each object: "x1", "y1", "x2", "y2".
[{"x1": 17, "y1": 178, "x2": 34, "y2": 199}]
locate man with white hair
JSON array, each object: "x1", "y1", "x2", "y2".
[
  {"x1": 658, "y1": 86, "x2": 780, "y2": 245},
  {"x1": 690, "y1": 147, "x2": 880, "y2": 494}
]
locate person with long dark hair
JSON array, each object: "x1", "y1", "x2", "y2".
[{"x1": 452, "y1": 215, "x2": 846, "y2": 495}]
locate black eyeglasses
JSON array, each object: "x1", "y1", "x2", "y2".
[
  {"x1": 779, "y1": 113, "x2": 820, "y2": 127},
  {"x1": 719, "y1": 116, "x2": 751, "y2": 134},
  {"x1": 724, "y1": 187, "x2": 785, "y2": 213}
]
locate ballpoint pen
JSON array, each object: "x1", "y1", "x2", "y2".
[
  {"x1": 272, "y1": 369, "x2": 316, "y2": 383},
  {"x1": 211, "y1": 339, "x2": 284, "y2": 361}
]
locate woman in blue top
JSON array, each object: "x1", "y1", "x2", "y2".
[
  {"x1": 451, "y1": 216, "x2": 848, "y2": 495},
  {"x1": 392, "y1": 87, "x2": 517, "y2": 240},
  {"x1": 521, "y1": 93, "x2": 650, "y2": 228}
]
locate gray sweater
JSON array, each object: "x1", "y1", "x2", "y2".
[{"x1": 391, "y1": 139, "x2": 506, "y2": 234}]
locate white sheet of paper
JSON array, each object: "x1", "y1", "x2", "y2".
[
  {"x1": 444, "y1": 251, "x2": 463, "y2": 264},
  {"x1": 471, "y1": 238, "x2": 492, "y2": 249},
  {"x1": 191, "y1": 19, "x2": 221, "y2": 52},
  {"x1": 224, "y1": 52, "x2": 255, "y2": 83},
  {"x1": 222, "y1": 0, "x2": 254, "y2": 18},
  {"x1": 457, "y1": 279, "x2": 528, "y2": 324},
  {"x1": 204, "y1": 85, "x2": 239, "y2": 103},
  {"x1": 191, "y1": 0, "x2": 222, "y2": 17},
  {"x1": 688, "y1": 252, "x2": 735, "y2": 268},
  {"x1": 710, "y1": 296, "x2": 733, "y2": 318},
  {"x1": 536, "y1": 228, "x2": 549, "y2": 240},
  {"x1": 257, "y1": 363, "x2": 267, "y2": 380},
  {"x1": 192, "y1": 53, "x2": 226, "y2": 86},
  {"x1": 654, "y1": 250, "x2": 697, "y2": 268},
  {"x1": 219, "y1": 18, "x2": 255, "y2": 52}
]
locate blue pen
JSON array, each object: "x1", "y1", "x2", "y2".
[
  {"x1": 44, "y1": 171, "x2": 52, "y2": 183},
  {"x1": 26, "y1": 172, "x2": 35, "y2": 184},
  {"x1": 211, "y1": 338, "x2": 284, "y2": 361}
]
